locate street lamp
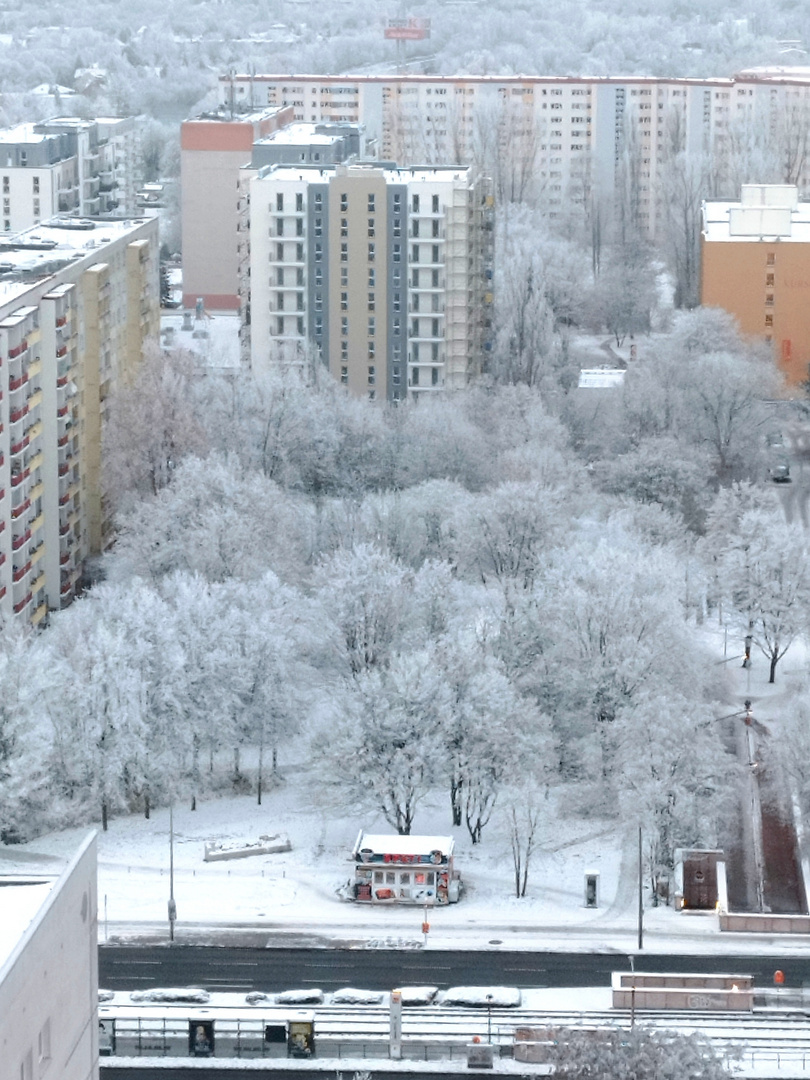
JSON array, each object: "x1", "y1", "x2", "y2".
[
  {"x1": 168, "y1": 803, "x2": 177, "y2": 942},
  {"x1": 485, "y1": 994, "x2": 493, "y2": 1044}
]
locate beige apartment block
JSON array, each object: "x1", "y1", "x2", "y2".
[
  {"x1": 702, "y1": 184, "x2": 810, "y2": 386},
  {"x1": 248, "y1": 162, "x2": 492, "y2": 400},
  {"x1": 0, "y1": 215, "x2": 160, "y2": 625},
  {"x1": 0, "y1": 833, "x2": 99, "y2": 1080},
  {"x1": 221, "y1": 69, "x2": 810, "y2": 238},
  {"x1": 180, "y1": 105, "x2": 294, "y2": 311}
]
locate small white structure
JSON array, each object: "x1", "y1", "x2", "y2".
[{"x1": 350, "y1": 831, "x2": 460, "y2": 905}]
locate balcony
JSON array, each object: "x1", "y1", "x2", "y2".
[
  {"x1": 12, "y1": 529, "x2": 31, "y2": 552},
  {"x1": 13, "y1": 593, "x2": 32, "y2": 615},
  {"x1": 10, "y1": 436, "x2": 30, "y2": 457},
  {"x1": 11, "y1": 467, "x2": 29, "y2": 488},
  {"x1": 9, "y1": 372, "x2": 28, "y2": 392},
  {"x1": 12, "y1": 562, "x2": 31, "y2": 584},
  {"x1": 10, "y1": 404, "x2": 29, "y2": 426},
  {"x1": 11, "y1": 498, "x2": 31, "y2": 520}
]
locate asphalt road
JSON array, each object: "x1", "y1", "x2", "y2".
[{"x1": 98, "y1": 946, "x2": 810, "y2": 992}]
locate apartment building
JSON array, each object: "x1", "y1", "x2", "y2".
[
  {"x1": 0, "y1": 834, "x2": 99, "y2": 1080},
  {"x1": 0, "y1": 116, "x2": 142, "y2": 233},
  {"x1": 220, "y1": 70, "x2": 810, "y2": 236},
  {"x1": 248, "y1": 162, "x2": 492, "y2": 399},
  {"x1": 701, "y1": 184, "x2": 810, "y2": 386},
  {"x1": 180, "y1": 105, "x2": 294, "y2": 311},
  {"x1": 237, "y1": 122, "x2": 365, "y2": 362},
  {"x1": 0, "y1": 215, "x2": 160, "y2": 626}
]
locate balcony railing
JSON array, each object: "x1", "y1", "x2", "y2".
[
  {"x1": 13, "y1": 593, "x2": 32, "y2": 615},
  {"x1": 12, "y1": 562, "x2": 31, "y2": 584},
  {"x1": 12, "y1": 529, "x2": 31, "y2": 551}
]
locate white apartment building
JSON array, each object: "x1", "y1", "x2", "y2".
[
  {"x1": 248, "y1": 162, "x2": 492, "y2": 400},
  {"x1": 0, "y1": 215, "x2": 160, "y2": 626},
  {"x1": 221, "y1": 70, "x2": 810, "y2": 236},
  {"x1": 0, "y1": 116, "x2": 142, "y2": 234},
  {"x1": 0, "y1": 834, "x2": 99, "y2": 1080}
]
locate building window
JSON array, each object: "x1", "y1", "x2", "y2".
[
  {"x1": 432, "y1": 318, "x2": 439, "y2": 337},
  {"x1": 393, "y1": 217, "x2": 401, "y2": 237},
  {"x1": 341, "y1": 316, "x2": 348, "y2": 336},
  {"x1": 368, "y1": 316, "x2": 375, "y2": 336},
  {"x1": 368, "y1": 292, "x2": 375, "y2": 311},
  {"x1": 412, "y1": 193, "x2": 420, "y2": 213},
  {"x1": 368, "y1": 218, "x2": 375, "y2": 237},
  {"x1": 766, "y1": 252, "x2": 775, "y2": 266},
  {"x1": 432, "y1": 194, "x2": 439, "y2": 213},
  {"x1": 393, "y1": 366, "x2": 401, "y2": 384},
  {"x1": 368, "y1": 243, "x2": 375, "y2": 261},
  {"x1": 341, "y1": 291, "x2": 349, "y2": 310},
  {"x1": 432, "y1": 341, "x2": 440, "y2": 360},
  {"x1": 412, "y1": 244, "x2": 420, "y2": 263},
  {"x1": 765, "y1": 294, "x2": 774, "y2": 306},
  {"x1": 314, "y1": 217, "x2": 322, "y2": 237},
  {"x1": 341, "y1": 343, "x2": 348, "y2": 360},
  {"x1": 432, "y1": 218, "x2": 440, "y2": 237},
  {"x1": 341, "y1": 267, "x2": 348, "y2": 286},
  {"x1": 276, "y1": 267, "x2": 284, "y2": 285},
  {"x1": 367, "y1": 194, "x2": 375, "y2": 211},
  {"x1": 432, "y1": 366, "x2": 439, "y2": 385},
  {"x1": 432, "y1": 269, "x2": 439, "y2": 287},
  {"x1": 276, "y1": 291, "x2": 284, "y2": 310},
  {"x1": 766, "y1": 273, "x2": 774, "y2": 286},
  {"x1": 393, "y1": 243, "x2": 401, "y2": 263},
  {"x1": 368, "y1": 364, "x2": 375, "y2": 382},
  {"x1": 296, "y1": 192, "x2": 303, "y2": 212},
  {"x1": 432, "y1": 245, "x2": 440, "y2": 263},
  {"x1": 297, "y1": 316, "x2": 305, "y2": 335},
  {"x1": 296, "y1": 218, "x2": 304, "y2": 236},
  {"x1": 412, "y1": 364, "x2": 420, "y2": 385},
  {"x1": 341, "y1": 242, "x2": 348, "y2": 262},
  {"x1": 413, "y1": 219, "x2": 420, "y2": 238},
  {"x1": 275, "y1": 217, "x2": 284, "y2": 237},
  {"x1": 276, "y1": 192, "x2": 284, "y2": 211},
  {"x1": 340, "y1": 193, "x2": 348, "y2": 211},
  {"x1": 296, "y1": 292, "x2": 304, "y2": 311},
  {"x1": 276, "y1": 243, "x2": 284, "y2": 260},
  {"x1": 765, "y1": 313, "x2": 773, "y2": 327},
  {"x1": 33, "y1": 176, "x2": 40, "y2": 194},
  {"x1": 393, "y1": 293, "x2": 401, "y2": 312},
  {"x1": 296, "y1": 243, "x2": 304, "y2": 261},
  {"x1": 276, "y1": 316, "x2": 284, "y2": 334},
  {"x1": 368, "y1": 268, "x2": 376, "y2": 286},
  {"x1": 341, "y1": 217, "x2": 348, "y2": 237},
  {"x1": 341, "y1": 365, "x2": 348, "y2": 384}
]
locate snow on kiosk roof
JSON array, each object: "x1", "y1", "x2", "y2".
[{"x1": 352, "y1": 831, "x2": 454, "y2": 862}]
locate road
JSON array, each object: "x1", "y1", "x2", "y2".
[{"x1": 98, "y1": 946, "x2": 810, "y2": 992}]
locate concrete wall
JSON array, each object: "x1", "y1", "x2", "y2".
[{"x1": 0, "y1": 833, "x2": 99, "y2": 1080}]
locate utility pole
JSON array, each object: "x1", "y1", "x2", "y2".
[
  {"x1": 637, "y1": 824, "x2": 644, "y2": 950},
  {"x1": 168, "y1": 803, "x2": 177, "y2": 942}
]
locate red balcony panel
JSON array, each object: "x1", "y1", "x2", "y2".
[
  {"x1": 57, "y1": 405, "x2": 68, "y2": 418},
  {"x1": 11, "y1": 499, "x2": 30, "y2": 520},
  {"x1": 0, "y1": 587, "x2": 5, "y2": 601},
  {"x1": 60, "y1": 580, "x2": 72, "y2": 596},
  {"x1": 10, "y1": 406, "x2": 28, "y2": 424},
  {"x1": 58, "y1": 463, "x2": 69, "y2": 476},
  {"x1": 10, "y1": 468, "x2": 29, "y2": 488},
  {"x1": 9, "y1": 373, "x2": 28, "y2": 392},
  {"x1": 59, "y1": 492, "x2": 71, "y2": 506},
  {"x1": 12, "y1": 529, "x2": 31, "y2": 551},
  {"x1": 57, "y1": 374, "x2": 68, "y2": 387},
  {"x1": 10, "y1": 437, "x2": 29, "y2": 456},
  {"x1": 0, "y1": 552, "x2": 5, "y2": 567},
  {"x1": 56, "y1": 315, "x2": 67, "y2": 327},
  {"x1": 0, "y1": 488, "x2": 4, "y2": 502},
  {"x1": 58, "y1": 434, "x2": 69, "y2": 447},
  {"x1": 14, "y1": 593, "x2": 32, "y2": 614},
  {"x1": 56, "y1": 345, "x2": 68, "y2": 358},
  {"x1": 60, "y1": 551, "x2": 70, "y2": 565},
  {"x1": 12, "y1": 562, "x2": 31, "y2": 584}
]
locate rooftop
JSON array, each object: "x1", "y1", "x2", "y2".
[
  {"x1": 0, "y1": 216, "x2": 154, "y2": 306},
  {"x1": 703, "y1": 185, "x2": 810, "y2": 243},
  {"x1": 256, "y1": 122, "x2": 355, "y2": 147},
  {"x1": 186, "y1": 105, "x2": 287, "y2": 125},
  {"x1": 0, "y1": 879, "x2": 55, "y2": 971},
  {"x1": 255, "y1": 162, "x2": 472, "y2": 184}
]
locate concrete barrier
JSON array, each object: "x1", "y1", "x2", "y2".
[
  {"x1": 611, "y1": 972, "x2": 754, "y2": 1011},
  {"x1": 719, "y1": 912, "x2": 810, "y2": 933}
]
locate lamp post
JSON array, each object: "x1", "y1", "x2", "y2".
[
  {"x1": 168, "y1": 803, "x2": 177, "y2": 942},
  {"x1": 629, "y1": 955, "x2": 635, "y2": 1030},
  {"x1": 637, "y1": 824, "x2": 644, "y2": 950},
  {"x1": 485, "y1": 994, "x2": 493, "y2": 1044}
]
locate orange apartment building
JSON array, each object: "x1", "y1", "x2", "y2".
[
  {"x1": 701, "y1": 185, "x2": 810, "y2": 386},
  {"x1": 180, "y1": 105, "x2": 293, "y2": 310}
]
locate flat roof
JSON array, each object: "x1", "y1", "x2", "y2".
[
  {"x1": 353, "y1": 833, "x2": 454, "y2": 857},
  {"x1": 702, "y1": 199, "x2": 810, "y2": 243},
  {"x1": 0, "y1": 216, "x2": 154, "y2": 306},
  {"x1": 256, "y1": 162, "x2": 471, "y2": 183},
  {"x1": 223, "y1": 72, "x2": 735, "y2": 87},
  {"x1": 0, "y1": 880, "x2": 55, "y2": 970},
  {"x1": 256, "y1": 123, "x2": 351, "y2": 146},
  {"x1": 0, "y1": 123, "x2": 51, "y2": 145}
]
